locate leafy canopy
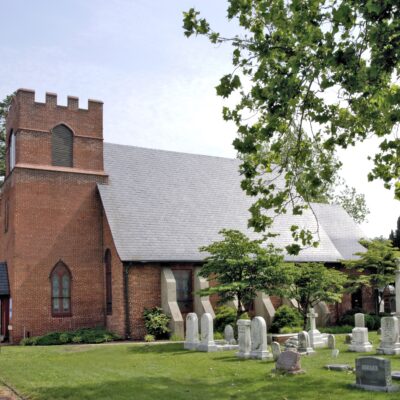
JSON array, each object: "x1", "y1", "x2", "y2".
[
  {"x1": 344, "y1": 238, "x2": 400, "y2": 291},
  {"x1": 0, "y1": 93, "x2": 14, "y2": 179},
  {"x1": 184, "y1": 1, "x2": 399, "y2": 253},
  {"x1": 198, "y1": 229, "x2": 288, "y2": 316},
  {"x1": 280, "y1": 262, "x2": 348, "y2": 328}
]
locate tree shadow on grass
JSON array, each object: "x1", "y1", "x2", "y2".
[
  {"x1": 22, "y1": 373, "x2": 389, "y2": 400},
  {"x1": 127, "y1": 343, "x2": 192, "y2": 355}
]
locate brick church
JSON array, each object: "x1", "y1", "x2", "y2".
[{"x1": 0, "y1": 89, "x2": 369, "y2": 344}]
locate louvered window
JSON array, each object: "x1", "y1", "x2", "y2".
[
  {"x1": 52, "y1": 125, "x2": 73, "y2": 167},
  {"x1": 9, "y1": 130, "x2": 16, "y2": 171}
]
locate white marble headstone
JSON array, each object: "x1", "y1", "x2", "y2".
[
  {"x1": 377, "y1": 316, "x2": 400, "y2": 355},
  {"x1": 224, "y1": 324, "x2": 236, "y2": 344},
  {"x1": 354, "y1": 313, "x2": 365, "y2": 328},
  {"x1": 184, "y1": 312, "x2": 199, "y2": 350},
  {"x1": 236, "y1": 319, "x2": 251, "y2": 359},
  {"x1": 197, "y1": 313, "x2": 218, "y2": 352},
  {"x1": 250, "y1": 316, "x2": 271, "y2": 360}
]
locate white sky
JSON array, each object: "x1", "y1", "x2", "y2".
[{"x1": 1, "y1": 0, "x2": 399, "y2": 239}]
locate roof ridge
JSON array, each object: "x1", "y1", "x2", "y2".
[{"x1": 104, "y1": 141, "x2": 239, "y2": 162}]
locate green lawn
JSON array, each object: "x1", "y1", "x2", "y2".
[{"x1": 1, "y1": 333, "x2": 400, "y2": 400}]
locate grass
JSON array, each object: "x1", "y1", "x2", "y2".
[{"x1": 0, "y1": 333, "x2": 400, "y2": 400}]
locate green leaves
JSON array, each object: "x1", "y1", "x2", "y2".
[
  {"x1": 183, "y1": 1, "x2": 400, "y2": 251},
  {"x1": 0, "y1": 93, "x2": 15, "y2": 179}
]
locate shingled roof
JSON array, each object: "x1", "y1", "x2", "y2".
[
  {"x1": 98, "y1": 143, "x2": 366, "y2": 263},
  {"x1": 0, "y1": 263, "x2": 9, "y2": 296}
]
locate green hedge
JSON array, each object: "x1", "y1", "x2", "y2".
[
  {"x1": 270, "y1": 305, "x2": 303, "y2": 333},
  {"x1": 20, "y1": 327, "x2": 121, "y2": 346}
]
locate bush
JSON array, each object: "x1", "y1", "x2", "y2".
[
  {"x1": 337, "y1": 308, "x2": 362, "y2": 326},
  {"x1": 19, "y1": 328, "x2": 121, "y2": 346},
  {"x1": 280, "y1": 326, "x2": 302, "y2": 334},
  {"x1": 143, "y1": 307, "x2": 171, "y2": 339},
  {"x1": 144, "y1": 334, "x2": 155, "y2": 342},
  {"x1": 239, "y1": 312, "x2": 250, "y2": 320},
  {"x1": 337, "y1": 308, "x2": 380, "y2": 331},
  {"x1": 319, "y1": 325, "x2": 353, "y2": 334},
  {"x1": 169, "y1": 334, "x2": 184, "y2": 342},
  {"x1": 365, "y1": 314, "x2": 380, "y2": 331},
  {"x1": 270, "y1": 305, "x2": 303, "y2": 334},
  {"x1": 214, "y1": 331, "x2": 224, "y2": 340},
  {"x1": 214, "y1": 306, "x2": 237, "y2": 333}
]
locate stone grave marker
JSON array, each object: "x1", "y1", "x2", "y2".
[
  {"x1": 184, "y1": 312, "x2": 199, "y2": 350},
  {"x1": 298, "y1": 331, "x2": 314, "y2": 354},
  {"x1": 224, "y1": 325, "x2": 236, "y2": 345},
  {"x1": 250, "y1": 317, "x2": 272, "y2": 360},
  {"x1": 236, "y1": 319, "x2": 251, "y2": 359},
  {"x1": 197, "y1": 313, "x2": 218, "y2": 352},
  {"x1": 271, "y1": 341, "x2": 281, "y2": 361},
  {"x1": 307, "y1": 308, "x2": 325, "y2": 348},
  {"x1": 354, "y1": 313, "x2": 365, "y2": 328},
  {"x1": 349, "y1": 315, "x2": 372, "y2": 352},
  {"x1": 275, "y1": 350, "x2": 304, "y2": 374},
  {"x1": 377, "y1": 316, "x2": 400, "y2": 355},
  {"x1": 327, "y1": 334, "x2": 336, "y2": 349},
  {"x1": 352, "y1": 357, "x2": 400, "y2": 392},
  {"x1": 325, "y1": 364, "x2": 350, "y2": 371},
  {"x1": 332, "y1": 349, "x2": 339, "y2": 358}
]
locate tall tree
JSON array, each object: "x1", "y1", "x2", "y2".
[
  {"x1": 183, "y1": 1, "x2": 399, "y2": 253},
  {"x1": 389, "y1": 216, "x2": 400, "y2": 249},
  {"x1": 0, "y1": 93, "x2": 14, "y2": 179},
  {"x1": 198, "y1": 229, "x2": 289, "y2": 318}
]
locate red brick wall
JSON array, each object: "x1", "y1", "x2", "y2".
[
  {"x1": 128, "y1": 263, "x2": 161, "y2": 340},
  {"x1": 103, "y1": 215, "x2": 125, "y2": 337},
  {"x1": 0, "y1": 89, "x2": 107, "y2": 343},
  {"x1": 5, "y1": 89, "x2": 104, "y2": 175}
]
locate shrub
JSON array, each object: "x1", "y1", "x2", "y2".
[
  {"x1": 337, "y1": 308, "x2": 380, "y2": 331},
  {"x1": 143, "y1": 307, "x2": 171, "y2": 339},
  {"x1": 144, "y1": 334, "x2": 155, "y2": 342},
  {"x1": 169, "y1": 334, "x2": 184, "y2": 342},
  {"x1": 365, "y1": 314, "x2": 380, "y2": 331},
  {"x1": 337, "y1": 308, "x2": 362, "y2": 326},
  {"x1": 239, "y1": 312, "x2": 250, "y2": 320},
  {"x1": 214, "y1": 306, "x2": 237, "y2": 333},
  {"x1": 270, "y1": 305, "x2": 303, "y2": 333},
  {"x1": 19, "y1": 328, "x2": 121, "y2": 346},
  {"x1": 214, "y1": 331, "x2": 224, "y2": 340},
  {"x1": 280, "y1": 326, "x2": 302, "y2": 334},
  {"x1": 319, "y1": 325, "x2": 353, "y2": 334}
]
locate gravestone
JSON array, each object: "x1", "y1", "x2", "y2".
[
  {"x1": 325, "y1": 364, "x2": 350, "y2": 371},
  {"x1": 349, "y1": 313, "x2": 372, "y2": 352},
  {"x1": 355, "y1": 313, "x2": 365, "y2": 328},
  {"x1": 327, "y1": 334, "x2": 336, "y2": 349},
  {"x1": 307, "y1": 308, "x2": 325, "y2": 348},
  {"x1": 224, "y1": 325, "x2": 236, "y2": 345},
  {"x1": 345, "y1": 333, "x2": 352, "y2": 344},
  {"x1": 197, "y1": 313, "x2": 218, "y2": 352},
  {"x1": 332, "y1": 349, "x2": 339, "y2": 358},
  {"x1": 236, "y1": 319, "x2": 251, "y2": 359},
  {"x1": 184, "y1": 313, "x2": 199, "y2": 350},
  {"x1": 271, "y1": 341, "x2": 281, "y2": 361},
  {"x1": 250, "y1": 317, "x2": 272, "y2": 360},
  {"x1": 377, "y1": 316, "x2": 400, "y2": 355},
  {"x1": 275, "y1": 350, "x2": 304, "y2": 374},
  {"x1": 352, "y1": 357, "x2": 400, "y2": 392},
  {"x1": 298, "y1": 331, "x2": 314, "y2": 354}
]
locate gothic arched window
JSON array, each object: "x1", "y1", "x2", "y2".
[
  {"x1": 51, "y1": 261, "x2": 72, "y2": 317},
  {"x1": 52, "y1": 124, "x2": 73, "y2": 167},
  {"x1": 105, "y1": 249, "x2": 112, "y2": 315}
]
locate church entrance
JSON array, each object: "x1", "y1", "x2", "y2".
[{"x1": 0, "y1": 297, "x2": 9, "y2": 341}]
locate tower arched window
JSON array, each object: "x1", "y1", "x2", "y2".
[
  {"x1": 51, "y1": 261, "x2": 72, "y2": 317},
  {"x1": 9, "y1": 129, "x2": 16, "y2": 171},
  {"x1": 52, "y1": 124, "x2": 73, "y2": 167},
  {"x1": 105, "y1": 249, "x2": 112, "y2": 315}
]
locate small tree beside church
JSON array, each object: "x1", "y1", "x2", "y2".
[
  {"x1": 279, "y1": 263, "x2": 348, "y2": 330},
  {"x1": 344, "y1": 238, "x2": 400, "y2": 314},
  {"x1": 198, "y1": 229, "x2": 289, "y2": 319}
]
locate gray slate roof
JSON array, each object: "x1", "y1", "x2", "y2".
[
  {"x1": 0, "y1": 263, "x2": 9, "y2": 296},
  {"x1": 98, "y1": 143, "x2": 366, "y2": 263}
]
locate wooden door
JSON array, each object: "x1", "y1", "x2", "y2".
[{"x1": 0, "y1": 297, "x2": 9, "y2": 340}]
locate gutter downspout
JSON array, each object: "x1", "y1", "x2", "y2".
[{"x1": 123, "y1": 263, "x2": 131, "y2": 339}]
